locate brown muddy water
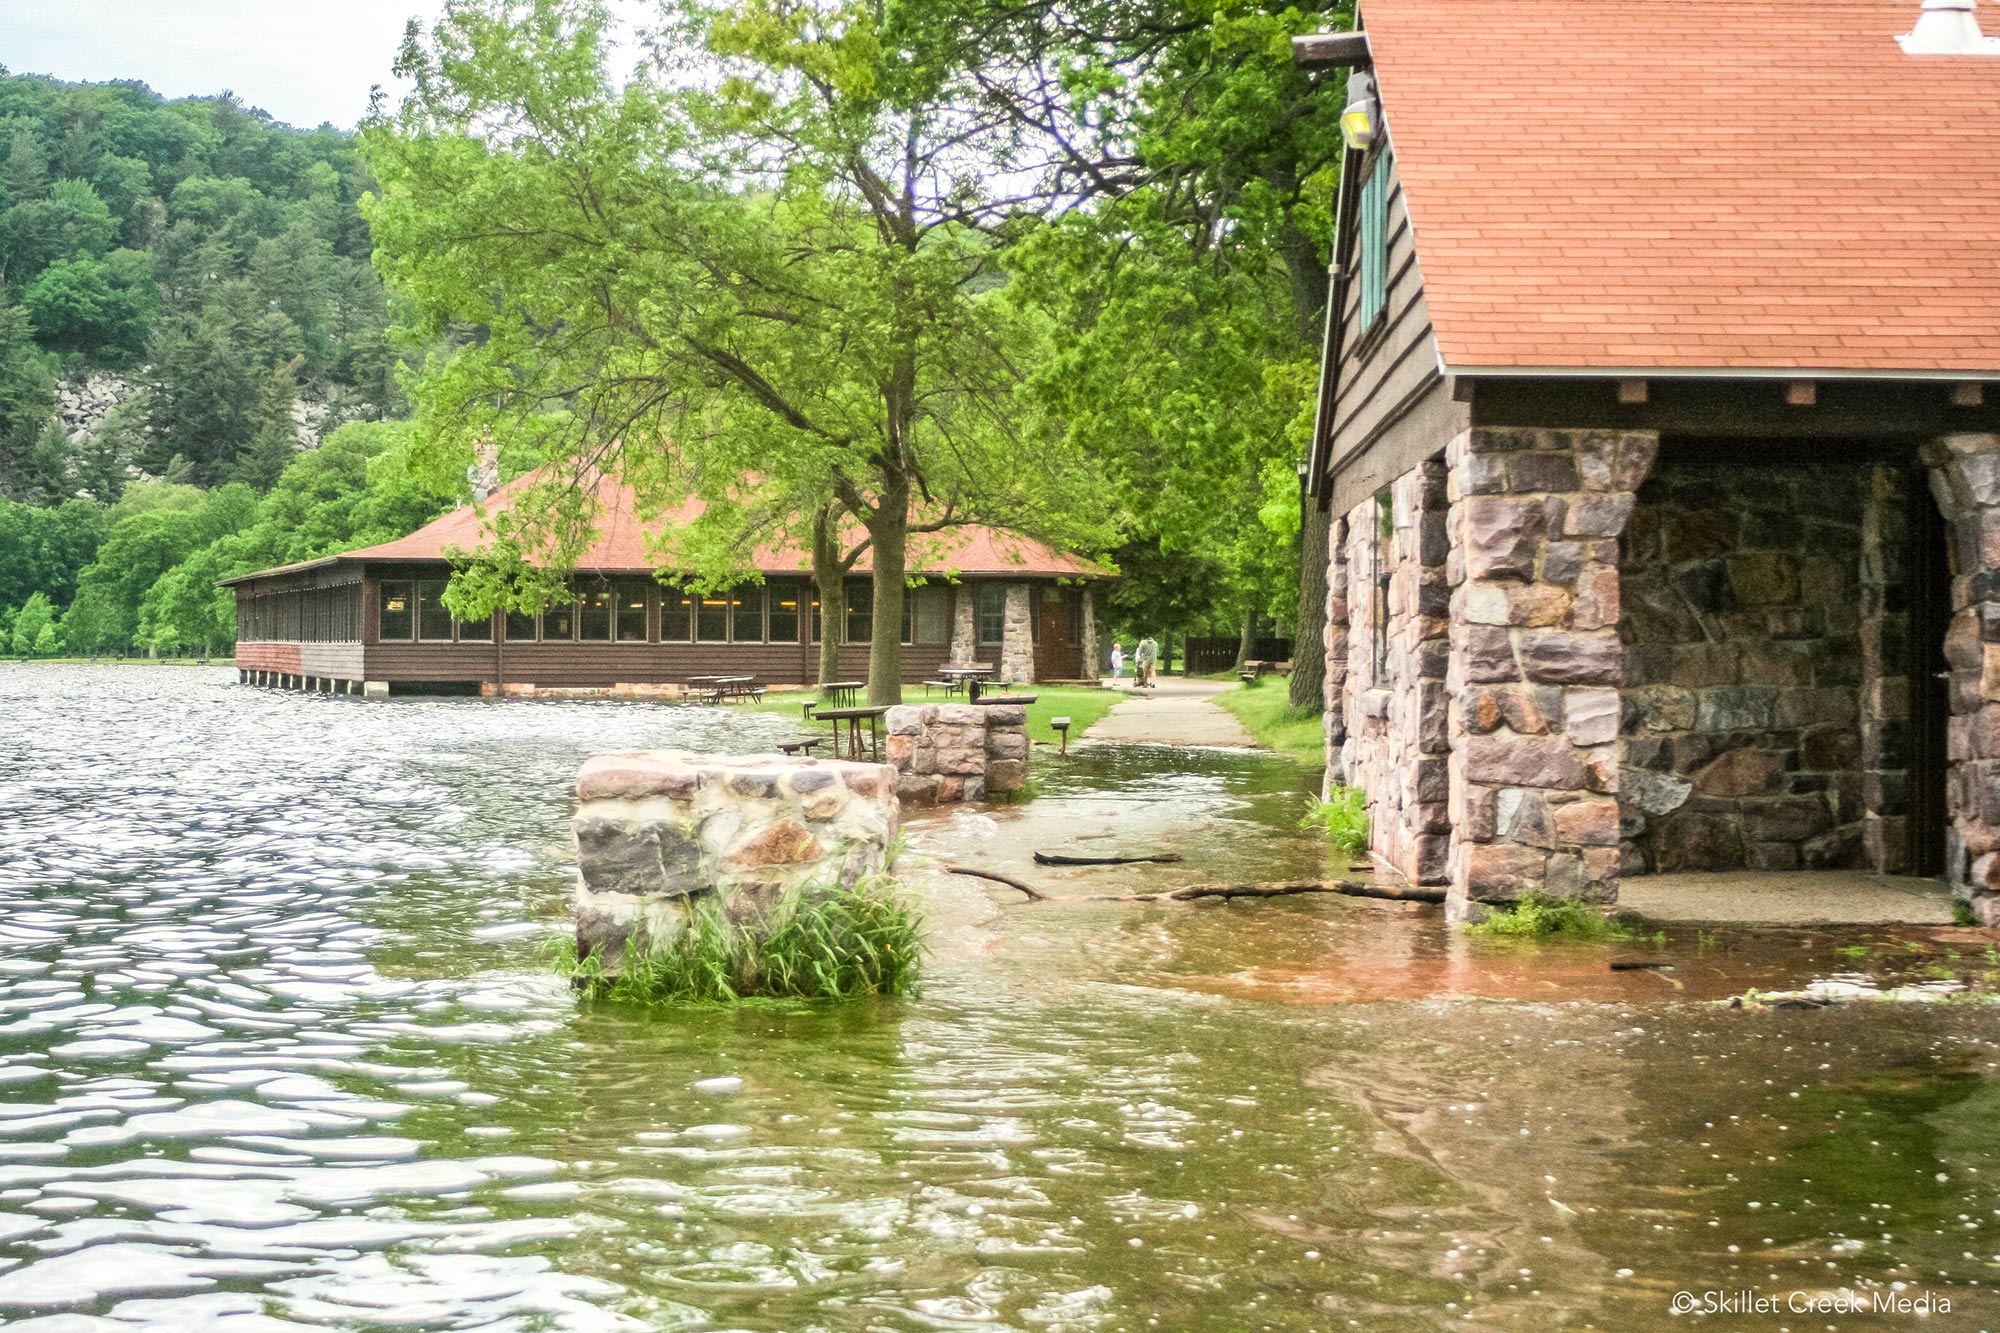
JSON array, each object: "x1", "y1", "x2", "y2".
[{"x1": 3, "y1": 665, "x2": 2000, "y2": 1331}]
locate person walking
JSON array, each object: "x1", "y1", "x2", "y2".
[
  {"x1": 1108, "y1": 642, "x2": 1125, "y2": 679},
  {"x1": 1134, "y1": 635, "x2": 1159, "y2": 689}
]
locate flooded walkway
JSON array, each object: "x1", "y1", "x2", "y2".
[
  {"x1": 1082, "y1": 675, "x2": 1258, "y2": 748},
  {"x1": 3, "y1": 664, "x2": 2000, "y2": 1330}
]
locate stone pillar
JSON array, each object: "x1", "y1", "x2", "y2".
[
  {"x1": 362, "y1": 680, "x2": 389, "y2": 699},
  {"x1": 1445, "y1": 427, "x2": 1657, "y2": 914},
  {"x1": 948, "y1": 585, "x2": 977, "y2": 666},
  {"x1": 1000, "y1": 583, "x2": 1035, "y2": 684},
  {"x1": 1860, "y1": 465, "x2": 1914, "y2": 873},
  {"x1": 1922, "y1": 433, "x2": 2000, "y2": 918},
  {"x1": 1324, "y1": 514, "x2": 1350, "y2": 789},
  {"x1": 1078, "y1": 586, "x2": 1099, "y2": 681}
]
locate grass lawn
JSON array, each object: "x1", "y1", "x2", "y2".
[
  {"x1": 1213, "y1": 679, "x2": 1325, "y2": 766},
  {"x1": 746, "y1": 683, "x2": 1121, "y2": 750}
]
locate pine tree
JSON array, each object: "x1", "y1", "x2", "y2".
[{"x1": 229, "y1": 355, "x2": 304, "y2": 490}]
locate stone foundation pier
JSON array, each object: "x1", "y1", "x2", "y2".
[
  {"x1": 885, "y1": 703, "x2": 1029, "y2": 804},
  {"x1": 571, "y1": 750, "x2": 899, "y2": 966}
]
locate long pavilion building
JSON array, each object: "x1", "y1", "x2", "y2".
[{"x1": 221, "y1": 473, "x2": 1105, "y2": 696}]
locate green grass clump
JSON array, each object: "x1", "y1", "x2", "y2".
[
  {"x1": 1213, "y1": 683, "x2": 1326, "y2": 765},
  {"x1": 1300, "y1": 786, "x2": 1370, "y2": 855},
  {"x1": 1463, "y1": 891, "x2": 1642, "y2": 942},
  {"x1": 559, "y1": 876, "x2": 923, "y2": 1004}
]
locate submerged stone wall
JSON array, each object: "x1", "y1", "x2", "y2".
[
  {"x1": 571, "y1": 751, "x2": 899, "y2": 964},
  {"x1": 885, "y1": 702, "x2": 1029, "y2": 804},
  {"x1": 1617, "y1": 459, "x2": 1869, "y2": 874}
]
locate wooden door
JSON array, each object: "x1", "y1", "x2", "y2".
[{"x1": 1034, "y1": 587, "x2": 1080, "y2": 681}]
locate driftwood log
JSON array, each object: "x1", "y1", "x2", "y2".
[
  {"x1": 944, "y1": 865, "x2": 1048, "y2": 901},
  {"x1": 944, "y1": 867, "x2": 1443, "y2": 906},
  {"x1": 1033, "y1": 850, "x2": 1185, "y2": 866}
]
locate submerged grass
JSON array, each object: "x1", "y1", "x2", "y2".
[
  {"x1": 1463, "y1": 891, "x2": 1652, "y2": 943},
  {"x1": 1299, "y1": 785, "x2": 1370, "y2": 855},
  {"x1": 557, "y1": 876, "x2": 924, "y2": 1004}
]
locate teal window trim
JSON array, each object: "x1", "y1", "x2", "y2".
[{"x1": 1358, "y1": 158, "x2": 1388, "y2": 335}]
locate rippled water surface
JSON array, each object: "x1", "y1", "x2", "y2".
[{"x1": 7, "y1": 665, "x2": 2000, "y2": 1331}]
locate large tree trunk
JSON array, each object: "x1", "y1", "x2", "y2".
[
  {"x1": 865, "y1": 478, "x2": 909, "y2": 705},
  {"x1": 811, "y1": 505, "x2": 845, "y2": 686},
  {"x1": 1278, "y1": 210, "x2": 1330, "y2": 718},
  {"x1": 1232, "y1": 603, "x2": 1258, "y2": 674},
  {"x1": 1289, "y1": 500, "x2": 1330, "y2": 712}
]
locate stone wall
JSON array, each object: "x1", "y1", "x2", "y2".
[
  {"x1": 1444, "y1": 427, "x2": 1655, "y2": 906},
  {"x1": 1323, "y1": 512, "x2": 1351, "y2": 785},
  {"x1": 1337, "y1": 460, "x2": 1451, "y2": 884},
  {"x1": 1924, "y1": 433, "x2": 2000, "y2": 920},
  {"x1": 1617, "y1": 459, "x2": 1868, "y2": 873},
  {"x1": 571, "y1": 750, "x2": 899, "y2": 964},
  {"x1": 885, "y1": 702, "x2": 1029, "y2": 804}
]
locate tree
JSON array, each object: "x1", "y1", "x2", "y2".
[
  {"x1": 10, "y1": 590, "x2": 57, "y2": 656},
  {"x1": 367, "y1": 0, "x2": 1110, "y2": 703},
  {"x1": 981, "y1": 0, "x2": 1346, "y2": 703},
  {"x1": 0, "y1": 289, "x2": 55, "y2": 493},
  {"x1": 228, "y1": 353, "x2": 304, "y2": 489},
  {"x1": 0, "y1": 496, "x2": 105, "y2": 607}
]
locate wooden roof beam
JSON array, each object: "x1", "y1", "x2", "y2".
[{"x1": 1292, "y1": 32, "x2": 1371, "y2": 69}]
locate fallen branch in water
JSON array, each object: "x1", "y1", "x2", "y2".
[
  {"x1": 946, "y1": 866, "x2": 1443, "y2": 906},
  {"x1": 944, "y1": 865, "x2": 1048, "y2": 901},
  {"x1": 1142, "y1": 879, "x2": 1444, "y2": 904},
  {"x1": 1033, "y1": 850, "x2": 1185, "y2": 866}
]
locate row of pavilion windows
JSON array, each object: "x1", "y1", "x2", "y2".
[
  {"x1": 237, "y1": 585, "x2": 361, "y2": 643},
  {"x1": 376, "y1": 577, "x2": 975, "y2": 646}
]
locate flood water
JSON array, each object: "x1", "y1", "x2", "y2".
[{"x1": 4, "y1": 665, "x2": 2000, "y2": 1331}]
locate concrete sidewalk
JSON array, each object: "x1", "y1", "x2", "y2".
[
  {"x1": 1618, "y1": 871, "x2": 1956, "y2": 926},
  {"x1": 1085, "y1": 676, "x2": 1259, "y2": 748}
]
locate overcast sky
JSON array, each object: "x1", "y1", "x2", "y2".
[{"x1": 0, "y1": 0, "x2": 451, "y2": 129}]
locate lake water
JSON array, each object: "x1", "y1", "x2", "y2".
[{"x1": 3, "y1": 664, "x2": 2000, "y2": 1330}]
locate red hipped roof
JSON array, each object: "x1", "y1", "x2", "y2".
[
  {"x1": 228, "y1": 471, "x2": 1105, "y2": 584},
  {"x1": 1362, "y1": 0, "x2": 2000, "y2": 375}
]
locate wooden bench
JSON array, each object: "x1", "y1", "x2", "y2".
[
  {"x1": 971, "y1": 693, "x2": 1038, "y2": 705},
  {"x1": 923, "y1": 677, "x2": 964, "y2": 697},
  {"x1": 777, "y1": 736, "x2": 826, "y2": 756}
]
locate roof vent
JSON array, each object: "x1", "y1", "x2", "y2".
[{"x1": 1899, "y1": 0, "x2": 2000, "y2": 53}]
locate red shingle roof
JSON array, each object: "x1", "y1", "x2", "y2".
[
  {"x1": 228, "y1": 471, "x2": 1105, "y2": 585},
  {"x1": 1363, "y1": 0, "x2": 2000, "y2": 375}
]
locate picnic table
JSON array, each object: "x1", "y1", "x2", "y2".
[
  {"x1": 813, "y1": 705, "x2": 889, "y2": 761},
  {"x1": 818, "y1": 680, "x2": 865, "y2": 708},
  {"x1": 691, "y1": 675, "x2": 763, "y2": 703}
]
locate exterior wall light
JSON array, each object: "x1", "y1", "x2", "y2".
[{"x1": 1341, "y1": 68, "x2": 1379, "y2": 151}]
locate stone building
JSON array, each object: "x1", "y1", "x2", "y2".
[
  {"x1": 222, "y1": 470, "x2": 1104, "y2": 695},
  {"x1": 1298, "y1": 0, "x2": 2000, "y2": 918}
]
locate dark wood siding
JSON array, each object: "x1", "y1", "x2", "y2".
[
  {"x1": 361, "y1": 640, "x2": 952, "y2": 686},
  {"x1": 1320, "y1": 130, "x2": 1469, "y2": 517}
]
